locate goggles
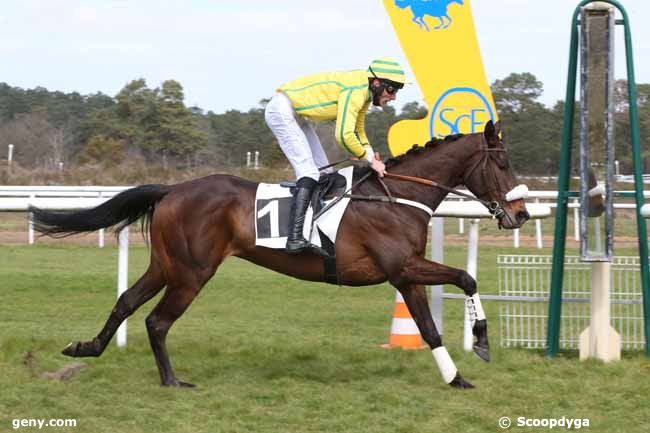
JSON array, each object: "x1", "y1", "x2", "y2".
[
  {"x1": 368, "y1": 66, "x2": 404, "y2": 95},
  {"x1": 385, "y1": 84, "x2": 399, "y2": 95}
]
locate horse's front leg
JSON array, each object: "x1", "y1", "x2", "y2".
[
  {"x1": 393, "y1": 255, "x2": 490, "y2": 363},
  {"x1": 395, "y1": 283, "x2": 474, "y2": 389}
]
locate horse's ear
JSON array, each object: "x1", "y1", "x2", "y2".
[
  {"x1": 484, "y1": 120, "x2": 497, "y2": 146},
  {"x1": 494, "y1": 120, "x2": 501, "y2": 136}
]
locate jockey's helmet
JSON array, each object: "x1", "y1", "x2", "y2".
[{"x1": 367, "y1": 57, "x2": 406, "y2": 106}]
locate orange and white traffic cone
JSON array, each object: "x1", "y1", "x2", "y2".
[{"x1": 381, "y1": 290, "x2": 426, "y2": 350}]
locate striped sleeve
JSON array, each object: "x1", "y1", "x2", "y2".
[
  {"x1": 335, "y1": 88, "x2": 370, "y2": 158},
  {"x1": 354, "y1": 99, "x2": 371, "y2": 148}
]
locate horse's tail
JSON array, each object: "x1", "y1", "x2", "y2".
[{"x1": 29, "y1": 184, "x2": 173, "y2": 238}]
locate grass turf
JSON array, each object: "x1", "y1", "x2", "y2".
[{"x1": 1, "y1": 243, "x2": 649, "y2": 433}]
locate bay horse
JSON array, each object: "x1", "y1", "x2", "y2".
[{"x1": 30, "y1": 120, "x2": 529, "y2": 389}]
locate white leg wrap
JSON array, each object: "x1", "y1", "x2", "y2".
[
  {"x1": 432, "y1": 346, "x2": 458, "y2": 384},
  {"x1": 465, "y1": 293, "x2": 486, "y2": 327}
]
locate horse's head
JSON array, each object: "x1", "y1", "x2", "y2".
[{"x1": 462, "y1": 120, "x2": 530, "y2": 229}]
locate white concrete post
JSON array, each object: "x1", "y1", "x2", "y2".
[
  {"x1": 254, "y1": 151, "x2": 260, "y2": 170},
  {"x1": 246, "y1": 151, "x2": 251, "y2": 168},
  {"x1": 458, "y1": 199, "x2": 464, "y2": 234},
  {"x1": 8, "y1": 144, "x2": 14, "y2": 164},
  {"x1": 116, "y1": 227, "x2": 129, "y2": 347},
  {"x1": 579, "y1": 262, "x2": 621, "y2": 362},
  {"x1": 464, "y1": 218, "x2": 480, "y2": 351}
]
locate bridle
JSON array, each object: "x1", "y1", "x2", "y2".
[
  {"x1": 316, "y1": 136, "x2": 526, "y2": 226},
  {"x1": 383, "y1": 172, "x2": 506, "y2": 219},
  {"x1": 384, "y1": 139, "x2": 513, "y2": 223},
  {"x1": 462, "y1": 141, "x2": 511, "y2": 220}
]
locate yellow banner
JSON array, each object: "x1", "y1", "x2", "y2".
[{"x1": 383, "y1": 0, "x2": 497, "y2": 155}]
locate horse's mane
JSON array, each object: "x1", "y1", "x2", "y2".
[{"x1": 385, "y1": 133, "x2": 464, "y2": 168}]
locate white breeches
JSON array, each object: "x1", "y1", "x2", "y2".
[{"x1": 264, "y1": 92, "x2": 330, "y2": 181}]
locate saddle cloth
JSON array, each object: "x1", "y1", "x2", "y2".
[{"x1": 254, "y1": 166, "x2": 353, "y2": 249}]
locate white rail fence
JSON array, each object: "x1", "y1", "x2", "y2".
[
  {"x1": 4, "y1": 187, "x2": 627, "y2": 248},
  {"x1": 0, "y1": 186, "x2": 130, "y2": 246}
]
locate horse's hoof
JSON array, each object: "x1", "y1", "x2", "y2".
[
  {"x1": 61, "y1": 342, "x2": 80, "y2": 357},
  {"x1": 449, "y1": 373, "x2": 475, "y2": 389},
  {"x1": 473, "y1": 344, "x2": 490, "y2": 363},
  {"x1": 163, "y1": 379, "x2": 197, "y2": 388}
]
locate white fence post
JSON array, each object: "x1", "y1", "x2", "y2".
[
  {"x1": 116, "y1": 227, "x2": 129, "y2": 347},
  {"x1": 573, "y1": 198, "x2": 580, "y2": 241},
  {"x1": 28, "y1": 194, "x2": 35, "y2": 245},
  {"x1": 464, "y1": 219, "x2": 480, "y2": 352},
  {"x1": 429, "y1": 217, "x2": 445, "y2": 335},
  {"x1": 535, "y1": 198, "x2": 543, "y2": 249},
  {"x1": 513, "y1": 228, "x2": 520, "y2": 248},
  {"x1": 98, "y1": 192, "x2": 105, "y2": 248}
]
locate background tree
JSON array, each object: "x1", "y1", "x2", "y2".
[{"x1": 491, "y1": 72, "x2": 561, "y2": 175}]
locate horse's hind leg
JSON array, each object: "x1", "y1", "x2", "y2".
[
  {"x1": 144, "y1": 262, "x2": 218, "y2": 387},
  {"x1": 62, "y1": 260, "x2": 166, "y2": 358}
]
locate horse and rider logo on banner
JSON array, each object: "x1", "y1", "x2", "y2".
[{"x1": 394, "y1": 0, "x2": 465, "y2": 31}]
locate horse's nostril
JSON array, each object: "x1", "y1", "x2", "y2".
[{"x1": 517, "y1": 210, "x2": 530, "y2": 222}]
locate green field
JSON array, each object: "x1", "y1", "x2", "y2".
[{"x1": 1, "y1": 243, "x2": 649, "y2": 433}]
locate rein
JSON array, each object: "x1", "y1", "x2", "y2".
[
  {"x1": 383, "y1": 171, "x2": 505, "y2": 219},
  {"x1": 315, "y1": 143, "x2": 515, "y2": 222}
]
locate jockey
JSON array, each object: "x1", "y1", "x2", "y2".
[{"x1": 265, "y1": 57, "x2": 406, "y2": 254}]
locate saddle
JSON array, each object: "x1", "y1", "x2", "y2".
[
  {"x1": 280, "y1": 171, "x2": 348, "y2": 214},
  {"x1": 279, "y1": 171, "x2": 348, "y2": 283}
]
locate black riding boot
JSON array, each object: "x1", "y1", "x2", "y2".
[{"x1": 286, "y1": 177, "x2": 317, "y2": 254}]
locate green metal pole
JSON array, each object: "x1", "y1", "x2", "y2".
[
  {"x1": 546, "y1": 6, "x2": 581, "y2": 358},
  {"x1": 618, "y1": 5, "x2": 650, "y2": 356},
  {"x1": 549, "y1": 0, "x2": 650, "y2": 356}
]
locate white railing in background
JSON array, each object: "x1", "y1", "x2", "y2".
[{"x1": 0, "y1": 186, "x2": 131, "y2": 246}]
